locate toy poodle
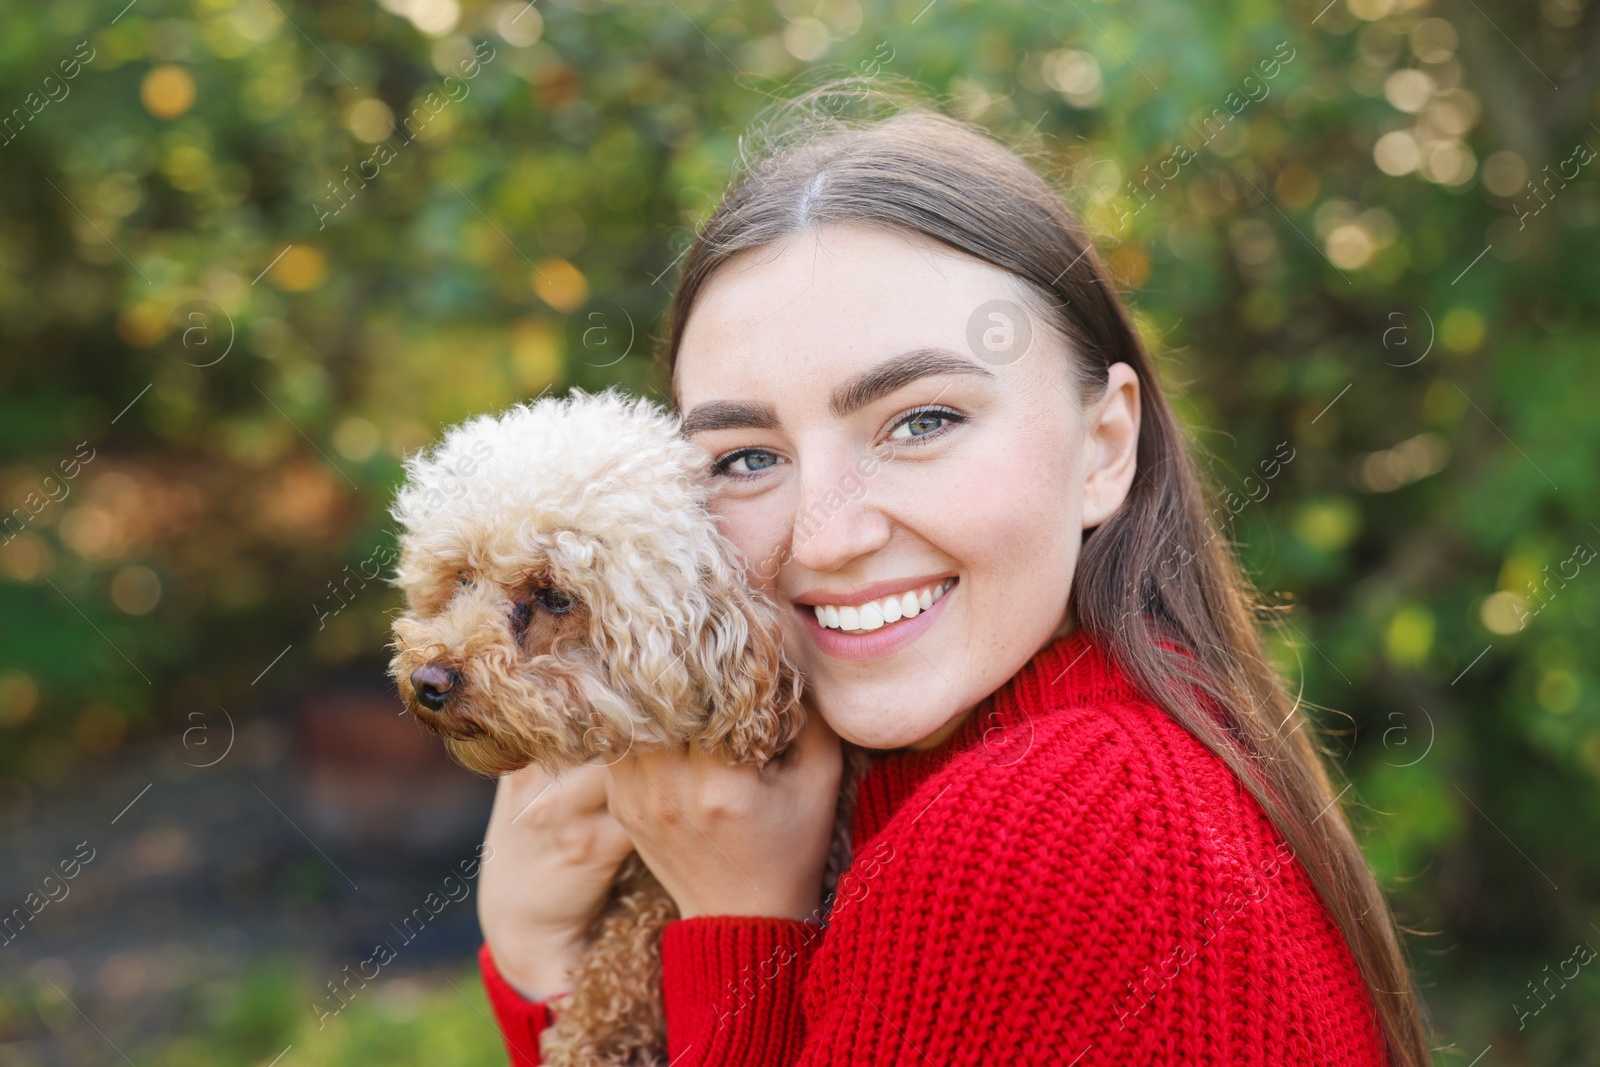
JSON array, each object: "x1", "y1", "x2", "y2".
[{"x1": 387, "y1": 388, "x2": 861, "y2": 1066}]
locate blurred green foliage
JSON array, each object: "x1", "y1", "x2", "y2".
[
  {"x1": 3, "y1": 959, "x2": 503, "y2": 1065},
  {"x1": 1, "y1": 0, "x2": 1598, "y2": 1061}
]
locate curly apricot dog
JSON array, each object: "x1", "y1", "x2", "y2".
[{"x1": 388, "y1": 388, "x2": 859, "y2": 1066}]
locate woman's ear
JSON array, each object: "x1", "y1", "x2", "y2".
[{"x1": 1080, "y1": 361, "x2": 1141, "y2": 529}]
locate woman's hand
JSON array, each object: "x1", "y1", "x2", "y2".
[
  {"x1": 604, "y1": 712, "x2": 843, "y2": 920},
  {"x1": 477, "y1": 763, "x2": 636, "y2": 1001}
]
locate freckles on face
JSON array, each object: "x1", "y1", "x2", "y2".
[{"x1": 675, "y1": 222, "x2": 1093, "y2": 751}]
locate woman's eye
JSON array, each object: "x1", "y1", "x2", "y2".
[
  {"x1": 895, "y1": 413, "x2": 945, "y2": 438},
  {"x1": 715, "y1": 449, "x2": 781, "y2": 476},
  {"x1": 889, "y1": 408, "x2": 964, "y2": 441}
]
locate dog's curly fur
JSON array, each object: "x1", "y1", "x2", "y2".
[{"x1": 387, "y1": 388, "x2": 861, "y2": 1066}]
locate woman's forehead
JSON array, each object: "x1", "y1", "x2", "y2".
[{"x1": 673, "y1": 224, "x2": 1033, "y2": 399}]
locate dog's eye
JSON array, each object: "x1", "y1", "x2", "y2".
[
  {"x1": 534, "y1": 587, "x2": 574, "y2": 614},
  {"x1": 457, "y1": 573, "x2": 470, "y2": 588}
]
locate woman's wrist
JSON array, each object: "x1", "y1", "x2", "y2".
[
  {"x1": 488, "y1": 927, "x2": 588, "y2": 1002},
  {"x1": 675, "y1": 889, "x2": 823, "y2": 921}
]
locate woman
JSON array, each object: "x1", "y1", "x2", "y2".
[{"x1": 473, "y1": 84, "x2": 1433, "y2": 1066}]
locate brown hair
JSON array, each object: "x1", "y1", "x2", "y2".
[{"x1": 656, "y1": 78, "x2": 1430, "y2": 1066}]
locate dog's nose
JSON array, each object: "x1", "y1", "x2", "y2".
[{"x1": 410, "y1": 663, "x2": 458, "y2": 710}]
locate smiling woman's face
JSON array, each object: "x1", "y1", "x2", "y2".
[{"x1": 674, "y1": 222, "x2": 1140, "y2": 752}]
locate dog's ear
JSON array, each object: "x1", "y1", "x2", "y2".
[
  {"x1": 573, "y1": 535, "x2": 804, "y2": 763},
  {"x1": 684, "y1": 545, "x2": 807, "y2": 765}
]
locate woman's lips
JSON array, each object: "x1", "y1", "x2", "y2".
[{"x1": 796, "y1": 578, "x2": 957, "y2": 662}]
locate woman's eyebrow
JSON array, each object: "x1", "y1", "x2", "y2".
[
  {"x1": 829, "y1": 347, "x2": 994, "y2": 418},
  {"x1": 680, "y1": 347, "x2": 993, "y2": 435},
  {"x1": 680, "y1": 399, "x2": 778, "y2": 436}
]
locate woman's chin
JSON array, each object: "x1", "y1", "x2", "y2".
[{"x1": 817, "y1": 702, "x2": 966, "y2": 752}]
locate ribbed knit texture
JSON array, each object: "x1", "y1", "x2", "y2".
[
  {"x1": 478, "y1": 629, "x2": 1390, "y2": 1065},
  {"x1": 479, "y1": 941, "x2": 550, "y2": 1066}
]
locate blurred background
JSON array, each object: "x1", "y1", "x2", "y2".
[{"x1": 0, "y1": 0, "x2": 1596, "y2": 1063}]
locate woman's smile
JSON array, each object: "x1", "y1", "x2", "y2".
[
  {"x1": 804, "y1": 575, "x2": 956, "y2": 632},
  {"x1": 793, "y1": 576, "x2": 958, "y2": 661}
]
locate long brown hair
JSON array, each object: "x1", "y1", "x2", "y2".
[{"x1": 656, "y1": 78, "x2": 1431, "y2": 1066}]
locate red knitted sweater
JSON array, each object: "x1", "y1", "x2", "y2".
[{"x1": 478, "y1": 629, "x2": 1390, "y2": 1065}]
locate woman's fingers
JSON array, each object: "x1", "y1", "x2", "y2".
[
  {"x1": 608, "y1": 713, "x2": 842, "y2": 826},
  {"x1": 602, "y1": 714, "x2": 845, "y2": 919},
  {"x1": 608, "y1": 742, "x2": 752, "y2": 827},
  {"x1": 498, "y1": 761, "x2": 608, "y2": 828},
  {"x1": 602, "y1": 749, "x2": 693, "y2": 833}
]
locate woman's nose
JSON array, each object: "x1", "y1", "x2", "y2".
[{"x1": 785, "y1": 456, "x2": 893, "y2": 574}]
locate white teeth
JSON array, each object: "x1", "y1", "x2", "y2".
[{"x1": 810, "y1": 579, "x2": 953, "y2": 634}]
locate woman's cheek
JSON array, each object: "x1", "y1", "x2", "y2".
[
  {"x1": 711, "y1": 491, "x2": 790, "y2": 595},
  {"x1": 936, "y1": 451, "x2": 1079, "y2": 625}
]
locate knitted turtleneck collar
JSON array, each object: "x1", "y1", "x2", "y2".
[{"x1": 881, "y1": 625, "x2": 1145, "y2": 769}]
